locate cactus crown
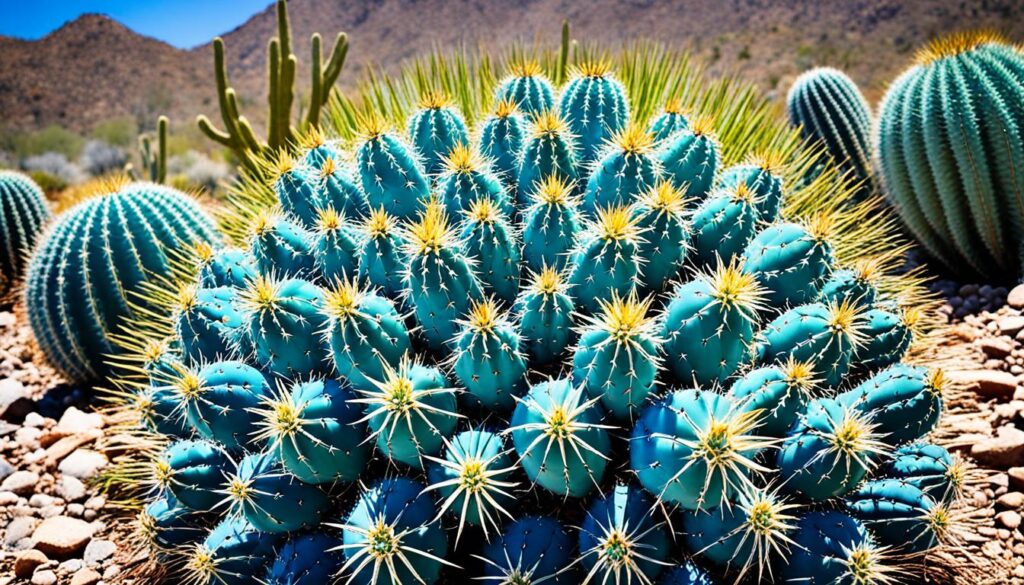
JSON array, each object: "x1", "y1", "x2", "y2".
[
  {"x1": 926, "y1": 368, "x2": 948, "y2": 398},
  {"x1": 464, "y1": 298, "x2": 502, "y2": 333},
  {"x1": 493, "y1": 97, "x2": 520, "y2": 119},
  {"x1": 747, "y1": 150, "x2": 787, "y2": 175},
  {"x1": 443, "y1": 143, "x2": 484, "y2": 175},
  {"x1": 319, "y1": 155, "x2": 338, "y2": 179},
  {"x1": 332, "y1": 512, "x2": 455, "y2": 584},
  {"x1": 573, "y1": 59, "x2": 613, "y2": 78},
  {"x1": 315, "y1": 205, "x2": 343, "y2": 232},
  {"x1": 639, "y1": 181, "x2": 688, "y2": 216},
  {"x1": 731, "y1": 183, "x2": 757, "y2": 204},
  {"x1": 467, "y1": 197, "x2": 500, "y2": 224},
  {"x1": 843, "y1": 542, "x2": 901, "y2": 585},
  {"x1": 826, "y1": 299, "x2": 864, "y2": 344},
  {"x1": 507, "y1": 384, "x2": 613, "y2": 466},
  {"x1": 355, "y1": 111, "x2": 390, "y2": 140},
  {"x1": 405, "y1": 201, "x2": 455, "y2": 255},
  {"x1": 823, "y1": 407, "x2": 891, "y2": 467},
  {"x1": 583, "y1": 510, "x2": 665, "y2": 582},
  {"x1": 663, "y1": 97, "x2": 687, "y2": 115},
  {"x1": 193, "y1": 241, "x2": 216, "y2": 266},
  {"x1": 708, "y1": 261, "x2": 766, "y2": 316},
  {"x1": 781, "y1": 357, "x2": 818, "y2": 394},
  {"x1": 732, "y1": 488, "x2": 800, "y2": 582},
  {"x1": 253, "y1": 389, "x2": 302, "y2": 442},
  {"x1": 530, "y1": 110, "x2": 570, "y2": 138},
  {"x1": 353, "y1": 356, "x2": 461, "y2": 439},
  {"x1": 272, "y1": 150, "x2": 297, "y2": 179},
  {"x1": 591, "y1": 292, "x2": 657, "y2": 344},
  {"x1": 914, "y1": 29, "x2": 1007, "y2": 64},
  {"x1": 527, "y1": 265, "x2": 567, "y2": 296},
  {"x1": 419, "y1": 90, "x2": 451, "y2": 109},
  {"x1": 249, "y1": 208, "x2": 281, "y2": 238},
  {"x1": 364, "y1": 206, "x2": 397, "y2": 238},
  {"x1": 298, "y1": 125, "x2": 327, "y2": 149},
  {"x1": 532, "y1": 175, "x2": 575, "y2": 206},
  {"x1": 689, "y1": 115, "x2": 716, "y2": 137},
  {"x1": 612, "y1": 123, "x2": 655, "y2": 155},
  {"x1": 852, "y1": 257, "x2": 882, "y2": 283},
  {"x1": 174, "y1": 283, "x2": 200, "y2": 313},
  {"x1": 807, "y1": 213, "x2": 835, "y2": 243},
  {"x1": 322, "y1": 276, "x2": 366, "y2": 320},
  {"x1": 508, "y1": 60, "x2": 543, "y2": 77},
  {"x1": 185, "y1": 544, "x2": 219, "y2": 585},
  {"x1": 240, "y1": 274, "x2": 283, "y2": 312},
  {"x1": 596, "y1": 204, "x2": 641, "y2": 242}
]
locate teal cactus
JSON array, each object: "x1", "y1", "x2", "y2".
[
  {"x1": 357, "y1": 208, "x2": 405, "y2": 298},
  {"x1": 253, "y1": 378, "x2": 369, "y2": 484},
  {"x1": 184, "y1": 518, "x2": 280, "y2": 585},
  {"x1": 355, "y1": 118, "x2": 430, "y2": 220},
  {"x1": 299, "y1": 128, "x2": 341, "y2": 169},
  {"x1": 265, "y1": 532, "x2": 344, "y2": 585},
  {"x1": 318, "y1": 156, "x2": 368, "y2": 219},
  {"x1": 273, "y1": 156, "x2": 323, "y2": 227},
  {"x1": 402, "y1": 202, "x2": 483, "y2": 352},
  {"x1": 138, "y1": 496, "x2": 203, "y2": 549},
  {"x1": 435, "y1": 144, "x2": 511, "y2": 219},
  {"x1": 479, "y1": 100, "x2": 528, "y2": 186},
  {"x1": 875, "y1": 32, "x2": 1024, "y2": 277},
  {"x1": 496, "y1": 61, "x2": 556, "y2": 115},
  {"x1": 178, "y1": 360, "x2": 272, "y2": 450},
  {"x1": 247, "y1": 210, "x2": 316, "y2": 278},
  {"x1": 583, "y1": 124, "x2": 661, "y2": 215},
  {"x1": 135, "y1": 341, "x2": 191, "y2": 437},
  {"x1": 741, "y1": 218, "x2": 835, "y2": 308},
  {"x1": 196, "y1": 245, "x2": 256, "y2": 290},
  {"x1": 630, "y1": 389, "x2": 774, "y2": 509},
  {"x1": 579, "y1": 484, "x2": 671, "y2": 583},
  {"x1": 634, "y1": 181, "x2": 690, "y2": 292},
  {"x1": 321, "y1": 277, "x2": 410, "y2": 392},
  {"x1": 0, "y1": 171, "x2": 50, "y2": 295},
  {"x1": 717, "y1": 154, "x2": 786, "y2": 222},
  {"x1": 480, "y1": 516, "x2": 576, "y2": 584},
  {"x1": 240, "y1": 276, "x2": 331, "y2": 380},
  {"x1": 660, "y1": 263, "x2": 764, "y2": 386},
  {"x1": 424, "y1": 429, "x2": 517, "y2": 541},
  {"x1": 782, "y1": 511, "x2": 896, "y2": 585},
  {"x1": 689, "y1": 184, "x2": 759, "y2": 267},
  {"x1": 408, "y1": 92, "x2": 470, "y2": 176},
  {"x1": 352, "y1": 356, "x2": 460, "y2": 468},
  {"x1": 729, "y1": 358, "x2": 817, "y2": 437},
  {"x1": 451, "y1": 299, "x2": 527, "y2": 411},
  {"x1": 757, "y1": 301, "x2": 862, "y2": 388},
  {"x1": 818, "y1": 258, "x2": 880, "y2": 308},
  {"x1": 559, "y1": 61, "x2": 629, "y2": 163},
  {"x1": 338, "y1": 477, "x2": 450, "y2": 584},
  {"x1": 778, "y1": 398, "x2": 890, "y2": 501},
  {"x1": 787, "y1": 67, "x2": 873, "y2": 187},
  {"x1": 658, "y1": 117, "x2": 719, "y2": 200},
  {"x1": 460, "y1": 199, "x2": 521, "y2": 304},
  {"x1": 573, "y1": 293, "x2": 661, "y2": 419},
  {"x1": 310, "y1": 207, "x2": 360, "y2": 283},
  {"x1": 172, "y1": 285, "x2": 247, "y2": 365},
  {"x1": 25, "y1": 181, "x2": 217, "y2": 382},
  {"x1": 508, "y1": 378, "x2": 612, "y2": 497},
  {"x1": 154, "y1": 439, "x2": 231, "y2": 511},
  {"x1": 852, "y1": 306, "x2": 917, "y2": 372},
  {"x1": 841, "y1": 365, "x2": 946, "y2": 445},
  {"x1": 223, "y1": 452, "x2": 329, "y2": 533},
  {"x1": 846, "y1": 478, "x2": 951, "y2": 554},
  {"x1": 648, "y1": 100, "x2": 690, "y2": 141},
  {"x1": 520, "y1": 175, "x2": 582, "y2": 273},
  {"x1": 567, "y1": 204, "x2": 644, "y2": 314},
  {"x1": 516, "y1": 111, "x2": 580, "y2": 209},
  {"x1": 884, "y1": 443, "x2": 964, "y2": 503},
  {"x1": 515, "y1": 266, "x2": 576, "y2": 366}
]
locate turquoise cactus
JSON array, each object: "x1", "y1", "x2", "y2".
[
  {"x1": 717, "y1": 155, "x2": 785, "y2": 222},
  {"x1": 579, "y1": 484, "x2": 671, "y2": 583},
  {"x1": 25, "y1": 181, "x2": 217, "y2": 382},
  {"x1": 516, "y1": 111, "x2": 580, "y2": 210},
  {"x1": 154, "y1": 439, "x2": 231, "y2": 511},
  {"x1": 567, "y1": 204, "x2": 644, "y2": 314},
  {"x1": 265, "y1": 532, "x2": 344, "y2": 585},
  {"x1": 729, "y1": 358, "x2": 817, "y2": 437},
  {"x1": 480, "y1": 516, "x2": 577, "y2": 584},
  {"x1": 689, "y1": 184, "x2": 759, "y2": 268},
  {"x1": 658, "y1": 563, "x2": 715, "y2": 585},
  {"x1": 583, "y1": 125, "x2": 661, "y2": 215},
  {"x1": 460, "y1": 199, "x2": 521, "y2": 304},
  {"x1": 355, "y1": 119, "x2": 430, "y2": 220},
  {"x1": 273, "y1": 157, "x2": 323, "y2": 227},
  {"x1": 648, "y1": 100, "x2": 690, "y2": 141},
  {"x1": 840, "y1": 365, "x2": 945, "y2": 445},
  {"x1": 515, "y1": 266, "x2": 576, "y2": 366},
  {"x1": 173, "y1": 285, "x2": 247, "y2": 366},
  {"x1": 196, "y1": 245, "x2": 256, "y2": 290},
  {"x1": 852, "y1": 306, "x2": 916, "y2": 372},
  {"x1": 559, "y1": 61, "x2": 629, "y2": 163},
  {"x1": 310, "y1": 207, "x2": 360, "y2": 283},
  {"x1": 845, "y1": 478, "x2": 950, "y2": 554},
  {"x1": 520, "y1": 175, "x2": 582, "y2": 273},
  {"x1": 479, "y1": 100, "x2": 528, "y2": 186},
  {"x1": 634, "y1": 182, "x2": 690, "y2": 292},
  {"x1": 496, "y1": 61, "x2": 556, "y2": 115},
  {"x1": 741, "y1": 219, "x2": 835, "y2": 308},
  {"x1": 247, "y1": 210, "x2": 316, "y2": 278},
  {"x1": 408, "y1": 92, "x2": 470, "y2": 175},
  {"x1": 178, "y1": 360, "x2": 272, "y2": 450},
  {"x1": 451, "y1": 299, "x2": 527, "y2": 411},
  {"x1": 435, "y1": 144, "x2": 511, "y2": 219},
  {"x1": 658, "y1": 118, "x2": 719, "y2": 199},
  {"x1": 356, "y1": 208, "x2": 405, "y2": 298},
  {"x1": 0, "y1": 171, "x2": 50, "y2": 295},
  {"x1": 818, "y1": 258, "x2": 880, "y2": 308},
  {"x1": 185, "y1": 518, "x2": 280, "y2": 585},
  {"x1": 318, "y1": 155, "x2": 368, "y2": 219},
  {"x1": 138, "y1": 496, "x2": 203, "y2": 549},
  {"x1": 224, "y1": 452, "x2": 329, "y2": 533},
  {"x1": 240, "y1": 276, "x2": 332, "y2": 379},
  {"x1": 884, "y1": 443, "x2": 963, "y2": 503},
  {"x1": 757, "y1": 301, "x2": 861, "y2": 388}
]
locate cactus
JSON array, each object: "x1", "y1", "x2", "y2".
[
  {"x1": 408, "y1": 92, "x2": 471, "y2": 176},
  {"x1": 298, "y1": 126, "x2": 342, "y2": 170},
  {"x1": 875, "y1": 32, "x2": 1024, "y2": 277},
  {"x1": 138, "y1": 495, "x2": 204, "y2": 549},
  {"x1": 310, "y1": 207, "x2": 360, "y2": 283},
  {"x1": 630, "y1": 389, "x2": 775, "y2": 509},
  {"x1": 559, "y1": 61, "x2": 629, "y2": 163},
  {"x1": 496, "y1": 61, "x2": 556, "y2": 115},
  {"x1": 247, "y1": 210, "x2": 316, "y2": 279},
  {"x1": 137, "y1": 116, "x2": 168, "y2": 183},
  {"x1": 778, "y1": 398, "x2": 890, "y2": 501},
  {"x1": 322, "y1": 276, "x2": 410, "y2": 392},
  {"x1": 852, "y1": 306, "x2": 917, "y2": 372},
  {"x1": 352, "y1": 356, "x2": 460, "y2": 468},
  {"x1": 196, "y1": 0, "x2": 348, "y2": 168},
  {"x1": 634, "y1": 181, "x2": 690, "y2": 292},
  {"x1": 26, "y1": 181, "x2": 217, "y2": 382},
  {"x1": 782, "y1": 511, "x2": 897, "y2": 585},
  {"x1": 223, "y1": 452, "x2": 329, "y2": 533},
  {"x1": 660, "y1": 262, "x2": 765, "y2": 386},
  {"x1": 516, "y1": 111, "x2": 580, "y2": 210},
  {"x1": 338, "y1": 478, "x2": 450, "y2": 584},
  {"x1": 658, "y1": 117, "x2": 719, "y2": 200},
  {"x1": 355, "y1": 116, "x2": 431, "y2": 220},
  {"x1": 818, "y1": 257, "x2": 880, "y2": 308},
  {"x1": 424, "y1": 429, "x2": 517, "y2": 541},
  {"x1": 567, "y1": 204, "x2": 644, "y2": 314},
  {"x1": 729, "y1": 358, "x2": 817, "y2": 437},
  {"x1": 135, "y1": 341, "x2": 191, "y2": 437},
  {"x1": 840, "y1": 365, "x2": 946, "y2": 445},
  {"x1": 196, "y1": 244, "x2": 256, "y2": 290},
  {"x1": 757, "y1": 301, "x2": 862, "y2": 388},
  {"x1": 357, "y1": 208, "x2": 405, "y2": 298},
  {"x1": 436, "y1": 145, "x2": 511, "y2": 219},
  {"x1": 0, "y1": 171, "x2": 50, "y2": 295},
  {"x1": 273, "y1": 154, "x2": 324, "y2": 228},
  {"x1": 717, "y1": 153, "x2": 785, "y2": 222},
  {"x1": 178, "y1": 361, "x2": 272, "y2": 450},
  {"x1": 451, "y1": 299, "x2": 528, "y2": 411},
  {"x1": 508, "y1": 379, "x2": 612, "y2": 497},
  {"x1": 515, "y1": 266, "x2": 576, "y2": 366},
  {"x1": 520, "y1": 175, "x2": 582, "y2": 273},
  {"x1": 153, "y1": 439, "x2": 231, "y2": 511},
  {"x1": 265, "y1": 532, "x2": 345, "y2": 585},
  {"x1": 253, "y1": 378, "x2": 369, "y2": 484},
  {"x1": 460, "y1": 199, "x2": 521, "y2": 304},
  {"x1": 579, "y1": 484, "x2": 671, "y2": 583},
  {"x1": 741, "y1": 217, "x2": 835, "y2": 308},
  {"x1": 318, "y1": 156, "x2": 368, "y2": 219},
  {"x1": 689, "y1": 184, "x2": 759, "y2": 268},
  {"x1": 573, "y1": 292, "x2": 661, "y2": 419},
  {"x1": 172, "y1": 285, "x2": 247, "y2": 366},
  {"x1": 479, "y1": 516, "x2": 577, "y2": 584},
  {"x1": 479, "y1": 99, "x2": 529, "y2": 187},
  {"x1": 648, "y1": 99, "x2": 690, "y2": 142},
  {"x1": 185, "y1": 518, "x2": 280, "y2": 585},
  {"x1": 583, "y1": 124, "x2": 661, "y2": 215},
  {"x1": 845, "y1": 478, "x2": 951, "y2": 554},
  {"x1": 884, "y1": 443, "x2": 964, "y2": 503},
  {"x1": 787, "y1": 67, "x2": 873, "y2": 187}
]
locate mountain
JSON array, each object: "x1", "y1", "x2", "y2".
[{"x1": 2, "y1": 0, "x2": 1023, "y2": 134}]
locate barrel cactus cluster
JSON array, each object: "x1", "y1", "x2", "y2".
[
  {"x1": 0, "y1": 171, "x2": 50, "y2": 296},
  {"x1": 100, "y1": 44, "x2": 963, "y2": 585}
]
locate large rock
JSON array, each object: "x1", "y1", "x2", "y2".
[
  {"x1": 973, "y1": 426, "x2": 1024, "y2": 468},
  {"x1": 31, "y1": 516, "x2": 95, "y2": 556},
  {"x1": 58, "y1": 449, "x2": 107, "y2": 479},
  {"x1": 14, "y1": 549, "x2": 48, "y2": 578},
  {"x1": 999, "y1": 315, "x2": 1024, "y2": 336},
  {"x1": 54, "y1": 408, "x2": 103, "y2": 436},
  {"x1": 949, "y1": 369, "x2": 1019, "y2": 400},
  {"x1": 1009, "y1": 284, "x2": 1024, "y2": 309},
  {"x1": 1, "y1": 470, "x2": 39, "y2": 495}
]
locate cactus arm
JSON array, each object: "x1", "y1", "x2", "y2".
[
  {"x1": 157, "y1": 116, "x2": 167, "y2": 184},
  {"x1": 197, "y1": 39, "x2": 244, "y2": 152},
  {"x1": 197, "y1": 115, "x2": 234, "y2": 147},
  {"x1": 306, "y1": 34, "x2": 323, "y2": 129},
  {"x1": 557, "y1": 20, "x2": 571, "y2": 86},
  {"x1": 322, "y1": 33, "x2": 349, "y2": 92},
  {"x1": 268, "y1": 39, "x2": 281, "y2": 150},
  {"x1": 280, "y1": 55, "x2": 298, "y2": 148}
]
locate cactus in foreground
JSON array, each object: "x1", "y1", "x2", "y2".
[
  {"x1": 884, "y1": 443, "x2": 964, "y2": 503},
  {"x1": 451, "y1": 299, "x2": 528, "y2": 411},
  {"x1": 515, "y1": 266, "x2": 576, "y2": 365},
  {"x1": 658, "y1": 117, "x2": 719, "y2": 200},
  {"x1": 782, "y1": 511, "x2": 897, "y2": 585},
  {"x1": 355, "y1": 116, "x2": 431, "y2": 220},
  {"x1": 579, "y1": 484, "x2": 671, "y2": 583},
  {"x1": 520, "y1": 175, "x2": 582, "y2": 273},
  {"x1": 0, "y1": 171, "x2": 50, "y2": 295},
  {"x1": 154, "y1": 439, "x2": 231, "y2": 511},
  {"x1": 875, "y1": 31, "x2": 1024, "y2": 277},
  {"x1": 560, "y1": 61, "x2": 629, "y2": 164},
  {"x1": 265, "y1": 532, "x2": 345, "y2": 584},
  {"x1": 178, "y1": 360, "x2": 272, "y2": 451},
  {"x1": 479, "y1": 99, "x2": 529, "y2": 186},
  {"x1": 479, "y1": 516, "x2": 576, "y2": 583},
  {"x1": 846, "y1": 478, "x2": 952, "y2": 554},
  {"x1": 496, "y1": 61, "x2": 556, "y2": 115},
  {"x1": 185, "y1": 517, "x2": 280, "y2": 585},
  {"x1": 223, "y1": 452, "x2": 330, "y2": 533}
]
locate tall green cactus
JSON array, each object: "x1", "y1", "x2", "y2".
[
  {"x1": 787, "y1": 68, "x2": 872, "y2": 187},
  {"x1": 138, "y1": 116, "x2": 169, "y2": 184},
  {"x1": 875, "y1": 32, "x2": 1024, "y2": 277},
  {"x1": 196, "y1": 0, "x2": 348, "y2": 168},
  {"x1": 0, "y1": 171, "x2": 50, "y2": 296}
]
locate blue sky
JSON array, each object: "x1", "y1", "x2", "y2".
[{"x1": 0, "y1": 0, "x2": 273, "y2": 48}]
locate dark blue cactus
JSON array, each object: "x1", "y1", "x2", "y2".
[
  {"x1": 846, "y1": 478, "x2": 950, "y2": 554},
  {"x1": 840, "y1": 364, "x2": 945, "y2": 445},
  {"x1": 480, "y1": 516, "x2": 577, "y2": 584},
  {"x1": 558, "y1": 61, "x2": 629, "y2": 164},
  {"x1": 265, "y1": 532, "x2": 345, "y2": 585},
  {"x1": 154, "y1": 439, "x2": 231, "y2": 511},
  {"x1": 185, "y1": 517, "x2": 280, "y2": 585},
  {"x1": 852, "y1": 306, "x2": 916, "y2": 372},
  {"x1": 451, "y1": 299, "x2": 527, "y2": 411},
  {"x1": 138, "y1": 495, "x2": 205, "y2": 550},
  {"x1": 579, "y1": 484, "x2": 671, "y2": 584},
  {"x1": 884, "y1": 443, "x2": 963, "y2": 503},
  {"x1": 0, "y1": 171, "x2": 50, "y2": 295},
  {"x1": 408, "y1": 92, "x2": 470, "y2": 176},
  {"x1": 782, "y1": 511, "x2": 892, "y2": 585},
  {"x1": 224, "y1": 452, "x2": 329, "y2": 533}
]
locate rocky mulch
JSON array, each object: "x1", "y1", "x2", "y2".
[{"x1": 0, "y1": 310, "x2": 128, "y2": 585}]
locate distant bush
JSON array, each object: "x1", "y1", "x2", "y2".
[
  {"x1": 168, "y1": 150, "x2": 231, "y2": 193},
  {"x1": 80, "y1": 140, "x2": 127, "y2": 176},
  {"x1": 14, "y1": 125, "x2": 84, "y2": 159},
  {"x1": 22, "y1": 152, "x2": 86, "y2": 186},
  {"x1": 29, "y1": 171, "x2": 67, "y2": 194},
  {"x1": 91, "y1": 116, "x2": 138, "y2": 148}
]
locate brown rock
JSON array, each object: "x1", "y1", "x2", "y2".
[
  {"x1": 949, "y1": 369, "x2": 1019, "y2": 399},
  {"x1": 981, "y1": 337, "x2": 1014, "y2": 358},
  {"x1": 31, "y1": 516, "x2": 95, "y2": 556},
  {"x1": 14, "y1": 549, "x2": 48, "y2": 578},
  {"x1": 999, "y1": 492, "x2": 1024, "y2": 509},
  {"x1": 1009, "y1": 285, "x2": 1024, "y2": 309},
  {"x1": 1010, "y1": 467, "x2": 1024, "y2": 491},
  {"x1": 69, "y1": 568, "x2": 101, "y2": 585},
  {"x1": 973, "y1": 426, "x2": 1024, "y2": 468},
  {"x1": 43, "y1": 430, "x2": 101, "y2": 468},
  {"x1": 999, "y1": 510, "x2": 1022, "y2": 530}
]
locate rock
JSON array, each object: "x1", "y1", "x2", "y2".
[
  {"x1": 999, "y1": 511, "x2": 1022, "y2": 530},
  {"x1": 0, "y1": 378, "x2": 31, "y2": 421},
  {"x1": 103, "y1": 564, "x2": 121, "y2": 580},
  {"x1": 32, "y1": 516, "x2": 96, "y2": 556},
  {"x1": 44, "y1": 430, "x2": 101, "y2": 467},
  {"x1": 59, "y1": 559, "x2": 83, "y2": 574},
  {"x1": 998, "y1": 492, "x2": 1024, "y2": 509},
  {"x1": 66, "y1": 503, "x2": 84, "y2": 517},
  {"x1": 1000, "y1": 316, "x2": 1024, "y2": 336},
  {"x1": 0, "y1": 456, "x2": 13, "y2": 481},
  {"x1": 981, "y1": 337, "x2": 1014, "y2": 358},
  {"x1": 1010, "y1": 467, "x2": 1024, "y2": 491},
  {"x1": 14, "y1": 549, "x2": 48, "y2": 578},
  {"x1": 83, "y1": 539, "x2": 115, "y2": 565},
  {"x1": 58, "y1": 449, "x2": 107, "y2": 479},
  {"x1": 4, "y1": 516, "x2": 37, "y2": 547},
  {"x1": 70, "y1": 568, "x2": 102, "y2": 585},
  {"x1": 31, "y1": 570, "x2": 57, "y2": 585},
  {"x1": 0, "y1": 311, "x2": 16, "y2": 327},
  {"x1": 1009, "y1": 285, "x2": 1024, "y2": 309},
  {"x1": 949, "y1": 369, "x2": 1019, "y2": 399},
  {"x1": 55, "y1": 408, "x2": 103, "y2": 434},
  {"x1": 23, "y1": 412, "x2": 46, "y2": 427},
  {"x1": 973, "y1": 426, "x2": 1024, "y2": 468},
  {"x1": 84, "y1": 496, "x2": 105, "y2": 510},
  {"x1": 0, "y1": 490, "x2": 18, "y2": 505},
  {"x1": 57, "y1": 476, "x2": 87, "y2": 502},
  {"x1": 1, "y1": 470, "x2": 39, "y2": 495}
]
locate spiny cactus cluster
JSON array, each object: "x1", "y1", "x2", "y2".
[
  {"x1": 110, "y1": 55, "x2": 960, "y2": 585},
  {"x1": 0, "y1": 171, "x2": 50, "y2": 296}
]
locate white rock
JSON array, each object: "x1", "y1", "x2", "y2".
[
  {"x1": 55, "y1": 408, "x2": 103, "y2": 435},
  {"x1": 58, "y1": 450, "x2": 107, "y2": 479}
]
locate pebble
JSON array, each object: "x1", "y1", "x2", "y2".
[
  {"x1": 59, "y1": 559, "x2": 83, "y2": 573},
  {"x1": 103, "y1": 564, "x2": 121, "y2": 580},
  {"x1": 998, "y1": 510, "x2": 1022, "y2": 530},
  {"x1": 950, "y1": 369, "x2": 1020, "y2": 399},
  {"x1": 1010, "y1": 467, "x2": 1024, "y2": 491},
  {"x1": 70, "y1": 568, "x2": 102, "y2": 585},
  {"x1": 0, "y1": 377, "x2": 30, "y2": 419},
  {"x1": 58, "y1": 449, "x2": 107, "y2": 479},
  {"x1": 31, "y1": 516, "x2": 96, "y2": 556},
  {"x1": 981, "y1": 337, "x2": 1014, "y2": 358},
  {"x1": 4, "y1": 516, "x2": 38, "y2": 546},
  {"x1": 1009, "y1": 284, "x2": 1024, "y2": 309},
  {"x1": 998, "y1": 492, "x2": 1024, "y2": 509},
  {"x1": 83, "y1": 539, "x2": 116, "y2": 565},
  {"x1": 29, "y1": 493, "x2": 57, "y2": 508},
  {"x1": 972, "y1": 426, "x2": 1024, "y2": 468},
  {"x1": 57, "y1": 476, "x2": 87, "y2": 501},
  {"x1": 14, "y1": 549, "x2": 48, "y2": 578},
  {"x1": 31, "y1": 570, "x2": 57, "y2": 585},
  {"x1": 66, "y1": 503, "x2": 84, "y2": 517},
  {"x1": 23, "y1": 412, "x2": 46, "y2": 427},
  {"x1": 55, "y1": 407, "x2": 103, "y2": 434},
  {"x1": 1, "y1": 470, "x2": 39, "y2": 495},
  {"x1": 0, "y1": 490, "x2": 18, "y2": 505},
  {"x1": 1000, "y1": 315, "x2": 1024, "y2": 336},
  {"x1": 0, "y1": 456, "x2": 13, "y2": 480}
]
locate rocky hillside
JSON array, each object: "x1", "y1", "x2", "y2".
[{"x1": 2, "y1": 0, "x2": 1023, "y2": 133}]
